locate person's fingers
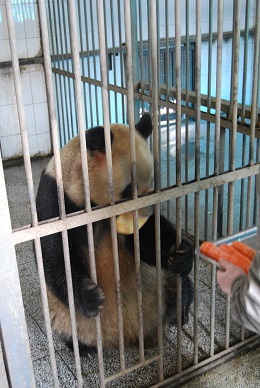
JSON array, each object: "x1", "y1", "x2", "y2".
[{"x1": 218, "y1": 258, "x2": 230, "y2": 269}]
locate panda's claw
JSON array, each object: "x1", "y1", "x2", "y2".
[
  {"x1": 80, "y1": 278, "x2": 105, "y2": 317},
  {"x1": 169, "y1": 241, "x2": 194, "y2": 275}
]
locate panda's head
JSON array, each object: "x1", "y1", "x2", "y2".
[
  {"x1": 87, "y1": 113, "x2": 154, "y2": 207},
  {"x1": 56, "y1": 113, "x2": 154, "y2": 216}
]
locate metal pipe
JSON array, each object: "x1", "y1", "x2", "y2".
[
  {"x1": 6, "y1": 0, "x2": 59, "y2": 385},
  {"x1": 13, "y1": 165, "x2": 260, "y2": 246},
  {"x1": 124, "y1": 0, "x2": 145, "y2": 362},
  {"x1": 150, "y1": 0, "x2": 163, "y2": 380}
]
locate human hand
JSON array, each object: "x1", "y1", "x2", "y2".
[{"x1": 217, "y1": 258, "x2": 245, "y2": 296}]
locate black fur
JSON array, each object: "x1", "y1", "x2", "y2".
[
  {"x1": 125, "y1": 213, "x2": 193, "y2": 272},
  {"x1": 85, "y1": 126, "x2": 114, "y2": 154},
  {"x1": 135, "y1": 112, "x2": 153, "y2": 139},
  {"x1": 37, "y1": 172, "x2": 104, "y2": 317},
  {"x1": 125, "y1": 213, "x2": 194, "y2": 325}
]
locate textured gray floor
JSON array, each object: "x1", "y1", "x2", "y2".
[{"x1": 4, "y1": 157, "x2": 260, "y2": 387}]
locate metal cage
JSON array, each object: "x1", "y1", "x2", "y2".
[{"x1": 0, "y1": 0, "x2": 260, "y2": 387}]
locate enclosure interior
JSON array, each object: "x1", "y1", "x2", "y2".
[{"x1": 1, "y1": 0, "x2": 260, "y2": 387}]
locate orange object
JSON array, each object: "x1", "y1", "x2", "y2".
[
  {"x1": 219, "y1": 244, "x2": 251, "y2": 273},
  {"x1": 231, "y1": 241, "x2": 256, "y2": 261},
  {"x1": 200, "y1": 241, "x2": 250, "y2": 274},
  {"x1": 200, "y1": 241, "x2": 234, "y2": 261}
]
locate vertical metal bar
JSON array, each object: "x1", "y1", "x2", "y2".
[
  {"x1": 211, "y1": 0, "x2": 224, "y2": 356},
  {"x1": 118, "y1": 0, "x2": 126, "y2": 122},
  {"x1": 124, "y1": 0, "x2": 146, "y2": 362},
  {"x1": 0, "y1": 160, "x2": 36, "y2": 388},
  {"x1": 57, "y1": 0, "x2": 70, "y2": 144},
  {"x1": 96, "y1": 2, "x2": 125, "y2": 385},
  {"x1": 90, "y1": 0, "x2": 100, "y2": 125},
  {"x1": 40, "y1": 0, "x2": 85, "y2": 385},
  {"x1": 175, "y1": 0, "x2": 183, "y2": 373},
  {"x1": 150, "y1": 0, "x2": 164, "y2": 381},
  {"x1": 193, "y1": 0, "x2": 201, "y2": 366},
  {"x1": 227, "y1": 0, "x2": 240, "y2": 235},
  {"x1": 247, "y1": 0, "x2": 260, "y2": 239},
  {"x1": 77, "y1": 0, "x2": 89, "y2": 132},
  {"x1": 130, "y1": 0, "x2": 140, "y2": 123},
  {"x1": 165, "y1": 0, "x2": 170, "y2": 197},
  {"x1": 241, "y1": 0, "x2": 250, "y2": 124},
  {"x1": 225, "y1": 0, "x2": 241, "y2": 343},
  {"x1": 185, "y1": 0, "x2": 190, "y2": 234},
  {"x1": 226, "y1": 1, "x2": 241, "y2": 349},
  {"x1": 205, "y1": 0, "x2": 213, "y2": 241},
  {"x1": 6, "y1": 1, "x2": 60, "y2": 386},
  {"x1": 138, "y1": 0, "x2": 144, "y2": 104},
  {"x1": 83, "y1": 0, "x2": 94, "y2": 127},
  {"x1": 194, "y1": 0, "x2": 201, "y2": 183},
  {"x1": 110, "y1": 0, "x2": 118, "y2": 121},
  {"x1": 249, "y1": 0, "x2": 260, "y2": 165}
]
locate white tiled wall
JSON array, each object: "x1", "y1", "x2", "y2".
[
  {"x1": 0, "y1": 65, "x2": 51, "y2": 160},
  {"x1": 0, "y1": 0, "x2": 51, "y2": 160},
  {"x1": 0, "y1": 0, "x2": 41, "y2": 62}
]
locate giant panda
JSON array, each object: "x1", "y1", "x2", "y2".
[{"x1": 36, "y1": 113, "x2": 193, "y2": 350}]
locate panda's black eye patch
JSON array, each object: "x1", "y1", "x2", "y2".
[{"x1": 121, "y1": 184, "x2": 133, "y2": 199}]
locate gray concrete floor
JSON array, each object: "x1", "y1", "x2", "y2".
[{"x1": 3, "y1": 157, "x2": 260, "y2": 387}]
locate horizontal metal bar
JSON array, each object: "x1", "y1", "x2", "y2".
[
  {"x1": 140, "y1": 82, "x2": 260, "y2": 122},
  {"x1": 104, "y1": 355, "x2": 160, "y2": 383},
  {"x1": 52, "y1": 65, "x2": 260, "y2": 122},
  {"x1": 52, "y1": 68, "x2": 260, "y2": 139},
  {"x1": 12, "y1": 164, "x2": 259, "y2": 245},
  {"x1": 151, "y1": 335, "x2": 260, "y2": 387},
  {"x1": 49, "y1": 27, "x2": 256, "y2": 63},
  {"x1": 136, "y1": 91, "x2": 260, "y2": 138},
  {"x1": 0, "y1": 57, "x2": 44, "y2": 69}
]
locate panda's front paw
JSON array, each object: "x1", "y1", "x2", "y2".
[
  {"x1": 169, "y1": 240, "x2": 193, "y2": 275},
  {"x1": 79, "y1": 278, "x2": 105, "y2": 317}
]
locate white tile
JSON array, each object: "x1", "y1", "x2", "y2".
[
  {"x1": 26, "y1": 37, "x2": 41, "y2": 58},
  {"x1": 24, "y1": 104, "x2": 36, "y2": 136},
  {"x1": 16, "y1": 38, "x2": 28, "y2": 58},
  {"x1": 28, "y1": 134, "x2": 39, "y2": 156},
  {"x1": 29, "y1": 68, "x2": 47, "y2": 104},
  {"x1": 12, "y1": 4, "x2": 26, "y2": 39},
  {"x1": 33, "y1": 102, "x2": 49, "y2": 134},
  {"x1": 23, "y1": 3, "x2": 40, "y2": 39},
  {"x1": 0, "y1": 39, "x2": 10, "y2": 62},
  {"x1": 0, "y1": 104, "x2": 20, "y2": 137},
  {"x1": 36, "y1": 132, "x2": 51, "y2": 155},
  {"x1": 0, "y1": 68, "x2": 16, "y2": 106},
  {"x1": 1, "y1": 134, "x2": 22, "y2": 160},
  {"x1": 21, "y1": 70, "x2": 33, "y2": 105},
  {"x1": 0, "y1": 5, "x2": 8, "y2": 40}
]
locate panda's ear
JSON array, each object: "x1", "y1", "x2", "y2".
[
  {"x1": 135, "y1": 113, "x2": 153, "y2": 139},
  {"x1": 85, "y1": 126, "x2": 114, "y2": 153}
]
